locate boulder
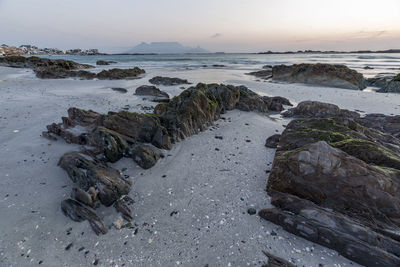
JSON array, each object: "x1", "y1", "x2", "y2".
[
  {"x1": 235, "y1": 86, "x2": 268, "y2": 112},
  {"x1": 149, "y1": 76, "x2": 191, "y2": 86},
  {"x1": 282, "y1": 101, "x2": 360, "y2": 119},
  {"x1": 130, "y1": 144, "x2": 163, "y2": 169},
  {"x1": 272, "y1": 63, "x2": 366, "y2": 90},
  {"x1": 262, "y1": 96, "x2": 292, "y2": 111},
  {"x1": 135, "y1": 85, "x2": 169, "y2": 102},
  {"x1": 265, "y1": 134, "x2": 281, "y2": 148}
]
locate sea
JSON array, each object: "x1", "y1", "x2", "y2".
[{"x1": 38, "y1": 53, "x2": 400, "y2": 78}]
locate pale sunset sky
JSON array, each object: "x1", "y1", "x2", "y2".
[{"x1": 0, "y1": 0, "x2": 399, "y2": 53}]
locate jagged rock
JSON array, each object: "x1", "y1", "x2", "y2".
[
  {"x1": 61, "y1": 199, "x2": 108, "y2": 235},
  {"x1": 135, "y1": 85, "x2": 170, "y2": 102},
  {"x1": 261, "y1": 111, "x2": 400, "y2": 266},
  {"x1": 111, "y1": 88, "x2": 128, "y2": 93},
  {"x1": 366, "y1": 75, "x2": 393, "y2": 89},
  {"x1": 259, "y1": 199, "x2": 400, "y2": 266},
  {"x1": 235, "y1": 86, "x2": 268, "y2": 112},
  {"x1": 246, "y1": 70, "x2": 272, "y2": 79},
  {"x1": 101, "y1": 111, "x2": 171, "y2": 149},
  {"x1": 278, "y1": 117, "x2": 400, "y2": 170},
  {"x1": 282, "y1": 101, "x2": 360, "y2": 119},
  {"x1": 96, "y1": 67, "x2": 145, "y2": 80},
  {"x1": 149, "y1": 76, "x2": 191, "y2": 86},
  {"x1": 130, "y1": 144, "x2": 163, "y2": 169},
  {"x1": 114, "y1": 195, "x2": 134, "y2": 221},
  {"x1": 96, "y1": 60, "x2": 116, "y2": 65},
  {"x1": 262, "y1": 96, "x2": 292, "y2": 111},
  {"x1": 383, "y1": 80, "x2": 400, "y2": 93},
  {"x1": 46, "y1": 122, "x2": 88, "y2": 144},
  {"x1": 34, "y1": 67, "x2": 97, "y2": 79},
  {"x1": 272, "y1": 63, "x2": 366, "y2": 90},
  {"x1": 265, "y1": 134, "x2": 281, "y2": 148},
  {"x1": 58, "y1": 152, "x2": 131, "y2": 207},
  {"x1": 71, "y1": 187, "x2": 94, "y2": 207},
  {"x1": 356, "y1": 113, "x2": 400, "y2": 138},
  {"x1": 154, "y1": 83, "x2": 267, "y2": 142},
  {"x1": 88, "y1": 126, "x2": 130, "y2": 163},
  {"x1": 67, "y1": 107, "x2": 101, "y2": 126}
]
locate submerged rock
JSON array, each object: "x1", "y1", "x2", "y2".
[
  {"x1": 149, "y1": 76, "x2": 191, "y2": 86},
  {"x1": 96, "y1": 60, "x2": 116, "y2": 65},
  {"x1": 272, "y1": 63, "x2": 366, "y2": 90}
]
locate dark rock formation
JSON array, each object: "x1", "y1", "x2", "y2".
[
  {"x1": 0, "y1": 56, "x2": 145, "y2": 80},
  {"x1": 45, "y1": 83, "x2": 271, "y2": 234},
  {"x1": 59, "y1": 152, "x2": 131, "y2": 207},
  {"x1": 130, "y1": 144, "x2": 163, "y2": 169},
  {"x1": 246, "y1": 70, "x2": 272, "y2": 79},
  {"x1": 149, "y1": 76, "x2": 191, "y2": 86},
  {"x1": 235, "y1": 86, "x2": 269, "y2": 112},
  {"x1": 272, "y1": 63, "x2": 366, "y2": 90},
  {"x1": 154, "y1": 83, "x2": 268, "y2": 142},
  {"x1": 135, "y1": 85, "x2": 170, "y2": 102},
  {"x1": 378, "y1": 74, "x2": 400, "y2": 93},
  {"x1": 261, "y1": 102, "x2": 400, "y2": 266},
  {"x1": 265, "y1": 134, "x2": 281, "y2": 148},
  {"x1": 61, "y1": 199, "x2": 108, "y2": 235},
  {"x1": 356, "y1": 113, "x2": 400, "y2": 138},
  {"x1": 282, "y1": 101, "x2": 360, "y2": 119},
  {"x1": 96, "y1": 68, "x2": 145, "y2": 80},
  {"x1": 96, "y1": 60, "x2": 116, "y2": 65},
  {"x1": 0, "y1": 56, "x2": 93, "y2": 69},
  {"x1": 111, "y1": 88, "x2": 128, "y2": 93},
  {"x1": 262, "y1": 96, "x2": 292, "y2": 111}
]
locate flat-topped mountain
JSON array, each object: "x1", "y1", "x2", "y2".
[{"x1": 126, "y1": 42, "x2": 209, "y2": 54}]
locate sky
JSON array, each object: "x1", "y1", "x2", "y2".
[{"x1": 0, "y1": 0, "x2": 400, "y2": 53}]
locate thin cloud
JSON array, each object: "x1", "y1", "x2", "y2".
[{"x1": 211, "y1": 33, "x2": 222, "y2": 38}]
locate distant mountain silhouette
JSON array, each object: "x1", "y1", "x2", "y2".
[{"x1": 126, "y1": 42, "x2": 209, "y2": 54}]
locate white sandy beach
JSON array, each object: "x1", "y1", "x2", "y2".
[{"x1": 1, "y1": 65, "x2": 400, "y2": 267}]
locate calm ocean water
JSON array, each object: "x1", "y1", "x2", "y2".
[{"x1": 40, "y1": 53, "x2": 400, "y2": 78}]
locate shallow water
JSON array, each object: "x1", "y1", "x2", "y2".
[{"x1": 37, "y1": 53, "x2": 400, "y2": 78}]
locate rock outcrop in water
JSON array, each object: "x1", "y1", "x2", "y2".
[
  {"x1": 260, "y1": 101, "x2": 400, "y2": 266},
  {"x1": 135, "y1": 85, "x2": 170, "y2": 102},
  {"x1": 149, "y1": 76, "x2": 191, "y2": 86},
  {"x1": 0, "y1": 56, "x2": 145, "y2": 80},
  {"x1": 44, "y1": 83, "x2": 270, "y2": 234},
  {"x1": 272, "y1": 63, "x2": 366, "y2": 90}
]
